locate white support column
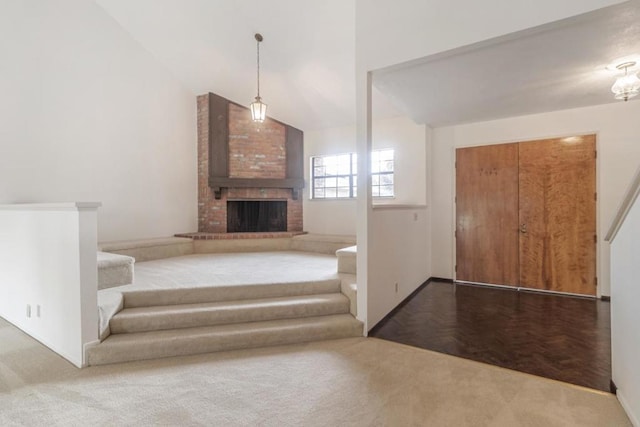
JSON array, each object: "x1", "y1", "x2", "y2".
[{"x1": 355, "y1": 69, "x2": 372, "y2": 332}]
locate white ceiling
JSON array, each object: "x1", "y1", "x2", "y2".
[
  {"x1": 373, "y1": 1, "x2": 640, "y2": 127},
  {"x1": 97, "y1": 0, "x2": 640, "y2": 131}
]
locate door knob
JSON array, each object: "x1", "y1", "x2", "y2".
[{"x1": 520, "y1": 223, "x2": 527, "y2": 234}]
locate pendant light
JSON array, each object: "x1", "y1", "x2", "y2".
[
  {"x1": 250, "y1": 33, "x2": 267, "y2": 122},
  {"x1": 611, "y1": 61, "x2": 640, "y2": 102}
]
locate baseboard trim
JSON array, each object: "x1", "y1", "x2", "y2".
[
  {"x1": 455, "y1": 280, "x2": 597, "y2": 300},
  {"x1": 430, "y1": 277, "x2": 453, "y2": 283},
  {"x1": 617, "y1": 390, "x2": 639, "y2": 427},
  {"x1": 368, "y1": 277, "x2": 436, "y2": 335},
  {"x1": 601, "y1": 295, "x2": 611, "y2": 302},
  {"x1": 610, "y1": 379, "x2": 617, "y2": 394}
]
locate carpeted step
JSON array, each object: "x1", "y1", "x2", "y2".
[
  {"x1": 110, "y1": 293, "x2": 350, "y2": 334},
  {"x1": 336, "y1": 245, "x2": 357, "y2": 274},
  {"x1": 87, "y1": 314, "x2": 363, "y2": 365},
  {"x1": 98, "y1": 237, "x2": 194, "y2": 262},
  {"x1": 291, "y1": 234, "x2": 356, "y2": 255},
  {"x1": 97, "y1": 251, "x2": 134, "y2": 290},
  {"x1": 339, "y1": 274, "x2": 358, "y2": 317},
  {"x1": 123, "y1": 279, "x2": 342, "y2": 308}
]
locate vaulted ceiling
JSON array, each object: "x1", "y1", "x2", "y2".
[
  {"x1": 97, "y1": 1, "x2": 640, "y2": 131},
  {"x1": 96, "y1": 0, "x2": 358, "y2": 131}
]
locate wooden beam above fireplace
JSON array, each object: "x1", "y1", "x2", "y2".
[{"x1": 208, "y1": 177, "x2": 305, "y2": 200}]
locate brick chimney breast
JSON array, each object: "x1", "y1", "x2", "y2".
[{"x1": 197, "y1": 93, "x2": 303, "y2": 233}]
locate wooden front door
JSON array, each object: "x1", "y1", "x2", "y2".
[
  {"x1": 518, "y1": 136, "x2": 596, "y2": 295},
  {"x1": 456, "y1": 143, "x2": 520, "y2": 286},
  {"x1": 455, "y1": 135, "x2": 597, "y2": 296}
]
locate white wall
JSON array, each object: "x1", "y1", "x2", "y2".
[
  {"x1": 0, "y1": 0, "x2": 197, "y2": 242},
  {"x1": 373, "y1": 118, "x2": 427, "y2": 206},
  {"x1": 0, "y1": 203, "x2": 100, "y2": 368},
  {"x1": 304, "y1": 116, "x2": 426, "y2": 235},
  {"x1": 610, "y1": 181, "x2": 640, "y2": 426},
  {"x1": 430, "y1": 100, "x2": 640, "y2": 296},
  {"x1": 303, "y1": 125, "x2": 358, "y2": 235}
]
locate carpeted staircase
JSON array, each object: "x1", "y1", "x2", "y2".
[{"x1": 87, "y1": 279, "x2": 362, "y2": 365}]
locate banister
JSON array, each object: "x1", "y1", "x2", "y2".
[{"x1": 605, "y1": 164, "x2": 640, "y2": 242}]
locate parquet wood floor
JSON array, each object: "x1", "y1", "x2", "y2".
[{"x1": 370, "y1": 280, "x2": 611, "y2": 392}]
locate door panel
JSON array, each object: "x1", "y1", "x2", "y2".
[
  {"x1": 518, "y1": 136, "x2": 596, "y2": 295},
  {"x1": 456, "y1": 144, "x2": 519, "y2": 286}
]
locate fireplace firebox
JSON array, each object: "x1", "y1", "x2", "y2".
[{"x1": 227, "y1": 200, "x2": 287, "y2": 233}]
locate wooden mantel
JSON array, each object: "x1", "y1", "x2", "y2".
[{"x1": 206, "y1": 93, "x2": 304, "y2": 200}]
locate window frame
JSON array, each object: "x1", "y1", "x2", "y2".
[{"x1": 310, "y1": 149, "x2": 394, "y2": 200}]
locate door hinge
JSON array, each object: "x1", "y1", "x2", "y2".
[
  {"x1": 594, "y1": 234, "x2": 597, "y2": 244},
  {"x1": 595, "y1": 150, "x2": 597, "y2": 159},
  {"x1": 595, "y1": 192, "x2": 597, "y2": 201},
  {"x1": 595, "y1": 277, "x2": 598, "y2": 286},
  {"x1": 455, "y1": 265, "x2": 457, "y2": 273},
  {"x1": 454, "y1": 196, "x2": 457, "y2": 203},
  {"x1": 455, "y1": 161, "x2": 457, "y2": 168},
  {"x1": 455, "y1": 230, "x2": 457, "y2": 238}
]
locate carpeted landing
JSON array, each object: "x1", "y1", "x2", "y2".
[{"x1": 0, "y1": 317, "x2": 631, "y2": 426}]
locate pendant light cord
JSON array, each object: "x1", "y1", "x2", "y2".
[{"x1": 256, "y1": 37, "x2": 261, "y2": 99}]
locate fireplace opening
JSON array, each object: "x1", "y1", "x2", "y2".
[{"x1": 227, "y1": 200, "x2": 287, "y2": 233}]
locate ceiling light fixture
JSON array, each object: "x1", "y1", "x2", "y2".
[
  {"x1": 250, "y1": 33, "x2": 267, "y2": 122},
  {"x1": 611, "y1": 61, "x2": 640, "y2": 102}
]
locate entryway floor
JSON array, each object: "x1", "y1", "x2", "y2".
[{"x1": 370, "y1": 280, "x2": 611, "y2": 392}]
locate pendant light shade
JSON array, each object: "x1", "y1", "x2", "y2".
[
  {"x1": 611, "y1": 61, "x2": 640, "y2": 102},
  {"x1": 251, "y1": 33, "x2": 267, "y2": 122},
  {"x1": 250, "y1": 96, "x2": 267, "y2": 122}
]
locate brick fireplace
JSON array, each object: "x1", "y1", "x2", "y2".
[{"x1": 197, "y1": 93, "x2": 303, "y2": 233}]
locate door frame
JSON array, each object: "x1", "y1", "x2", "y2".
[{"x1": 450, "y1": 132, "x2": 601, "y2": 298}]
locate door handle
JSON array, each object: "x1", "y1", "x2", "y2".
[{"x1": 520, "y1": 223, "x2": 527, "y2": 234}]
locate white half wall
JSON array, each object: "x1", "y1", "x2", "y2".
[
  {"x1": 304, "y1": 116, "x2": 426, "y2": 235},
  {"x1": 431, "y1": 100, "x2": 640, "y2": 296},
  {"x1": 0, "y1": 0, "x2": 197, "y2": 242},
  {"x1": 367, "y1": 205, "x2": 431, "y2": 328},
  {"x1": 610, "y1": 185, "x2": 640, "y2": 426},
  {"x1": 0, "y1": 203, "x2": 100, "y2": 368}
]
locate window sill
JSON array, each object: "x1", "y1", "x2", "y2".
[
  {"x1": 308, "y1": 198, "x2": 357, "y2": 202},
  {"x1": 308, "y1": 196, "x2": 396, "y2": 202},
  {"x1": 372, "y1": 204, "x2": 428, "y2": 210}
]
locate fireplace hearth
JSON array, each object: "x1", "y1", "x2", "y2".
[{"x1": 227, "y1": 200, "x2": 287, "y2": 233}]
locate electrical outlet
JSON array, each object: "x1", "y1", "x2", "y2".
[
  {"x1": 37, "y1": 305, "x2": 41, "y2": 318},
  {"x1": 26, "y1": 304, "x2": 31, "y2": 318}
]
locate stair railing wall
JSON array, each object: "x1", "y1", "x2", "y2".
[
  {"x1": 0, "y1": 202, "x2": 100, "y2": 368},
  {"x1": 605, "y1": 164, "x2": 640, "y2": 242},
  {"x1": 606, "y1": 163, "x2": 640, "y2": 426}
]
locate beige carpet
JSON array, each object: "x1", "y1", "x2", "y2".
[
  {"x1": 129, "y1": 251, "x2": 340, "y2": 290},
  {"x1": 0, "y1": 317, "x2": 630, "y2": 426}
]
